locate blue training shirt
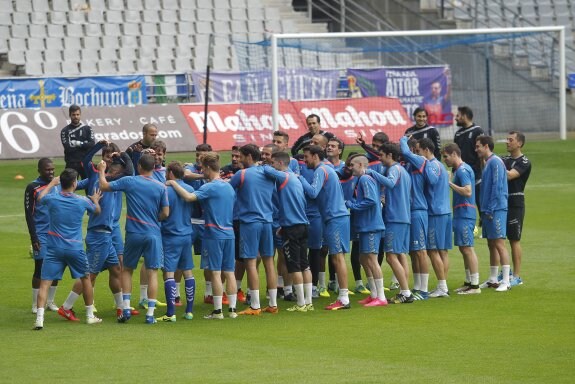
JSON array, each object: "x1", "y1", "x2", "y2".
[
  {"x1": 399, "y1": 136, "x2": 428, "y2": 212},
  {"x1": 346, "y1": 174, "x2": 385, "y2": 233},
  {"x1": 41, "y1": 192, "x2": 96, "y2": 250},
  {"x1": 480, "y1": 154, "x2": 508, "y2": 215},
  {"x1": 424, "y1": 158, "x2": 451, "y2": 216},
  {"x1": 368, "y1": 163, "x2": 411, "y2": 224},
  {"x1": 452, "y1": 162, "x2": 477, "y2": 220},
  {"x1": 229, "y1": 165, "x2": 275, "y2": 224},
  {"x1": 299, "y1": 163, "x2": 349, "y2": 222},
  {"x1": 162, "y1": 179, "x2": 194, "y2": 236},
  {"x1": 262, "y1": 166, "x2": 308, "y2": 227},
  {"x1": 194, "y1": 179, "x2": 236, "y2": 239},
  {"x1": 108, "y1": 175, "x2": 169, "y2": 236}
]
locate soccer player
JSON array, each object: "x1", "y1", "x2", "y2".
[
  {"x1": 454, "y1": 106, "x2": 484, "y2": 217},
  {"x1": 404, "y1": 107, "x2": 441, "y2": 160},
  {"x1": 33, "y1": 169, "x2": 102, "y2": 330},
  {"x1": 25, "y1": 158, "x2": 60, "y2": 314},
  {"x1": 220, "y1": 145, "x2": 242, "y2": 179},
  {"x1": 60, "y1": 104, "x2": 95, "y2": 179},
  {"x1": 150, "y1": 140, "x2": 167, "y2": 183},
  {"x1": 502, "y1": 131, "x2": 531, "y2": 286},
  {"x1": 475, "y1": 136, "x2": 511, "y2": 292},
  {"x1": 345, "y1": 156, "x2": 387, "y2": 306},
  {"x1": 229, "y1": 144, "x2": 278, "y2": 315},
  {"x1": 368, "y1": 143, "x2": 414, "y2": 304},
  {"x1": 291, "y1": 114, "x2": 335, "y2": 156},
  {"x1": 399, "y1": 136, "x2": 431, "y2": 300},
  {"x1": 126, "y1": 123, "x2": 158, "y2": 175},
  {"x1": 98, "y1": 154, "x2": 170, "y2": 323},
  {"x1": 417, "y1": 138, "x2": 452, "y2": 297},
  {"x1": 262, "y1": 151, "x2": 312, "y2": 312},
  {"x1": 156, "y1": 161, "x2": 196, "y2": 322},
  {"x1": 298, "y1": 145, "x2": 351, "y2": 310},
  {"x1": 442, "y1": 143, "x2": 481, "y2": 295},
  {"x1": 272, "y1": 130, "x2": 300, "y2": 174},
  {"x1": 169, "y1": 153, "x2": 238, "y2": 319},
  {"x1": 326, "y1": 137, "x2": 345, "y2": 173}
]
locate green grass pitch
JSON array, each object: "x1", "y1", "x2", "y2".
[{"x1": 0, "y1": 141, "x2": 574, "y2": 383}]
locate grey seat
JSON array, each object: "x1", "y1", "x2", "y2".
[
  {"x1": 52, "y1": 0, "x2": 70, "y2": 12},
  {"x1": 62, "y1": 60, "x2": 81, "y2": 75},
  {"x1": 159, "y1": 22, "x2": 177, "y2": 35},
  {"x1": 32, "y1": 0, "x2": 49, "y2": 12},
  {"x1": 136, "y1": 58, "x2": 155, "y2": 72},
  {"x1": 15, "y1": 0, "x2": 33, "y2": 12},
  {"x1": 178, "y1": 22, "x2": 194, "y2": 34},
  {"x1": 30, "y1": 24, "x2": 46, "y2": 38},
  {"x1": 175, "y1": 45, "x2": 192, "y2": 58},
  {"x1": 160, "y1": 10, "x2": 178, "y2": 22},
  {"x1": 143, "y1": 9, "x2": 160, "y2": 22},
  {"x1": 87, "y1": 10, "x2": 105, "y2": 23},
  {"x1": 51, "y1": 11, "x2": 68, "y2": 25},
  {"x1": 83, "y1": 36, "x2": 101, "y2": 49},
  {"x1": 46, "y1": 37, "x2": 64, "y2": 50},
  {"x1": 100, "y1": 48, "x2": 118, "y2": 61},
  {"x1": 106, "y1": 10, "x2": 124, "y2": 23},
  {"x1": 81, "y1": 48, "x2": 99, "y2": 61},
  {"x1": 102, "y1": 35, "x2": 120, "y2": 49},
  {"x1": 31, "y1": 12, "x2": 48, "y2": 24},
  {"x1": 141, "y1": 22, "x2": 158, "y2": 36},
  {"x1": 63, "y1": 36, "x2": 82, "y2": 49},
  {"x1": 174, "y1": 57, "x2": 192, "y2": 71},
  {"x1": 126, "y1": 0, "x2": 144, "y2": 10},
  {"x1": 89, "y1": 0, "x2": 106, "y2": 11},
  {"x1": 141, "y1": 35, "x2": 158, "y2": 47},
  {"x1": 69, "y1": 11, "x2": 86, "y2": 24},
  {"x1": 162, "y1": 0, "x2": 179, "y2": 10},
  {"x1": 179, "y1": 10, "x2": 196, "y2": 22},
  {"x1": 98, "y1": 60, "x2": 117, "y2": 74},
  {"x1": 213, "y1": 21, "x2": 230, "y2": 33},
  {"x1": 117, "y1": 59, "x2": 136, "y2": 73},
  {"x1": 119, "y1": 47, "x2": 138, "y2": 60},
  {"x1": 80, "y1": 60, "x2": 98, "y2": 74},
  {"x1": 26, "y1": 61, "x2": 44, "y2": 75},
  {"x1": 139, "y1": 45, "x2": 156, "y2": 59},
  {"x1": 158, "y1": 34, "x2": 176, "y2": 47},
  {"x1": 230, "y1": 7, "x2": 247, "y2": 20},
  {"x1": 156, "y1": 46, "x2": 174, "y2": 58},
  {"x1": 85, "y1": 24, "x2": 103, "y2": 37},
  {"x1": 27, "y1": 37, "x2": 45, "y2": 50},
  {"x1": 197, "y1": 0, "x2": 213, "y2": 9},
  {"x1": 144, "y1": 0, "x2": 161, "y2": 10},
  {"x1": 104, "y1": 23, "x2": 122, "y2": 36},
  {"x1": 156, "y1": 57, "x2": 174, "y2": 72},
  {"x1": 11, "y1": 25, "x2": 29, "y2": 38},
  {"x1": 26, "y1": 49, "x2": 44, "y2": 62},
  {"x1": 123, "y1": 23, "x2": 141, "y2": 36},
  {"x1": 45, "y1": 49, "x2": 62, "y2": 62},
  {"x1": 121, "y1": 35, "x2": 138, "y2": 48},
  {"x1": 12, "y1": 12, "x2": 31, "y2": 25},
  {"x1": 108, "y1": 0, "x2": 125, "y2": 11},
  {"x1": 66, "y1": 24, "x2": 84, "y2": 37},
  {"x1": 124, "y1": 10, "x2": 141, "y2": 23},
  {"x1": 43, "y1": 61, "x2": 62, "y2": 75}
]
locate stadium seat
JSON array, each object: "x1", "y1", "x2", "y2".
[
  {"x1": 86, "y1": 24, "x2": 103, "y2": 37},
  {"x1": 156, "y1": 58, "x2": 174, "y2": 72},
  {"x1": 178, "y1": 22, "x2": 194, "y2": 34},
  {"x1": 26, "y1": 49, "x2": 43, "y2": 62},
  {"x1": 117, "y1": 59, "x2": 136, "y2": 73},
  {"x1": 160, "y1": 22, "x2": 177, "y2": 35},
  {"x1": 231, "y1": 8, "x2": 247, "y2": 20},
  {"x1": 124, "y1": 10, "x2": 141, "y2": 23},
  {"x1": 81, "y1": 49, "x2": 99, "y2": 61},
  {"x1": 48, "y1": 24, "x2": 65, "y2": 37},
  {"x1": 43, "y1": 61, "x2": 62, "y2": 75},
  {"x1": 140, "y1": 45, "x2": 156, "y2": 59},
  {"x1": 108, "y1": 0, "x2": 125, "y2": 11},
  {"x1": 31, "y1": 12, "x2": 48, "y2": 24},
  {"x1": 197, "y1": 8, "x2": 213, "y2": 21},
  {"x1": 11, "y1": 25, "x2": 29, "y2": 38},
  {"x1": 80, "y1": 60, "x2": 98, "y2": 74},
  {"x1": 100, "y1": 48, "x2": 118, "y2": 61},
  {"x1": 51, "y1": 11, "x2": 68, "y2": 25},
  {"x1": 83, "y1": 36, "x2": 101, "y2": 50},
  {"x1": 161, "y1": 10, "x2": 178, "y2": 23},
  {"x1": 89, "y1": 0, "x2": 106, "y2": 11},
  {"x1": 119, "y1": 47, "x2": 138, "y2": 60},
  {"x1": 157, "y1": 46, "x2": 174, "y2": 58},
  {"x1": 15, "y1": 0, "x2": 33, "y2": 13},
  {"x1": 143, "y1": 9, "x2": 161, "y2": 23},
  {"x1": 64, "y1": 37, "x2": 82, "y2": 49},
  {"x1": 52, "y1": 0, "x2": 70, "y2": 12},
  {"x1": 174, "y1": 57, "x2": 192, "y2": 71},
  {"x1": 69, "y1": 11, "x2": 86, "y2": 24},
  {"x1": 62, "y1": 60, "x2": 81, "y2": 75},
  {"x1": 0, "y1": 12, "x2": 10, "y2": 26},
  {"x1": 144, "y1": 0, "x2": 161, "y2": 10},
  {"x1": 123, "y1": 23, "x2": 141, "y2": 36},
  {"x1": 265, "y1": 8, "x2": 281, "y2": 20},
  {"x1": 8, "y1": 50, "x2": 25, "y2": 65},
  {"x1": 65, "y1": 49, "x2": 82, "y2": 61},
  {"x1": 32, "y1": 0, "x2": 49, "y2": 12},
  {"x1": 176, "y1": 34, "x2": 192, "y2": 47},
  {"x1": 136, "y1": 58, "x2": 154, "y2": 72},
  {"x1": 213, "y1": 21, "x2": 231, "y2": 34},
  {"x1": 180, "y1": 10, "x2": 196, "y2": 22},
  {"x1": 214, "y1": 9, "x2": 231, "y2": 21},
  {"x1": 247, "y1": 21, "x2": 265, "y2": 33},
  {"x1": 102, "y1": 35, "x2": 120, "y2": 49},
  {"x1": 230, "y1": 0, "x2": 247, "y2": 8},
  {"x1": 45, "y1": 49, "x2": 62, "y2": 62},
  {"x1": 25, "y1": 61, "x2": 43, "y2": 75},
  {"x1": 126, "y1": 0, "x2": 144, "y2": 11},
  {"x1": 142, "y1": 35, "x2": 158, "y2": 47},
  {"x1": 66, "y1": 24, "x2": 84, "y2": 37},
  {"x1": 121, "y1": 35, "x2": 138, "y2": 48},
  {"x1": 12, "y1": 12, "x2": 30, "y2": 25},
  {"x1": 231, "y1": 20, "x2": 248, "y2": 33},
  {"x1": 162, "y1": 0, "x2": 179, "y2": 10},
  {"x1": 142, "y1": 22, "x2": 159, "y2": 36},
  {"x1": 158, "y1": 35, "x2": 176, "y2": 47},
  {"x1": 247, "y1": 8, "x2": 265, "y2": 21},
  {"x1": 87, "y1": 10, "x2": 105, "y2": 23},
  {"x1": 196, "y1": 21, "x2": 212, "y2": 34},
  {"x1": 106, "y1": 10, "x2": 124, "y2": 23},
  {"x1": 27, "y1": 37, "x2": 45, "y2": 50},
  {"x1": 175, "y1": 45, "x2": 192, "y2": 58},
  {"x1": 197, "y1": 0, "x2": 213, "y2": 9},
  {"x1": 46, "y1": 37, "x2": 64, "y2": 50},
  {"x1": 265, "y1": 20, "x2": 283, "y2": 33},
  {"x1": 29, "y1": 24, "x2": 46, "y2": 38},
  {"x1": 98, "y1": 60, "x2": 117, "y2": 74}
]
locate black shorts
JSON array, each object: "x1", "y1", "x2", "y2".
[
  {"x1": 233, "y1": 220, "x2": 241, "y2": 261},
  {"x1": 282, "y1": 224, "x2": 309, "y2": 273},
  {"x1": 507, "y1": 206, "x2": 525, "y2": 241}
]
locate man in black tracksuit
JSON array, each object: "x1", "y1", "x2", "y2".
[{"x1": 60, "y1": 104, "x2": 95, "y2": 179}]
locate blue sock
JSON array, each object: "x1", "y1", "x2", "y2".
[
  {"x1": 164, "y1": 278, "x2": 176, "y2": 317},
  {"x1": 185, "y1": 277, "x2": 196, "y2": 313}
]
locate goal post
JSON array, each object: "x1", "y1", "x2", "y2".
[{"x1": 267, "y1": 26, "x2": 567, "y2": 141}]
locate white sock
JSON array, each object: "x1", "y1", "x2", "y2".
[
  {"x1": 37, "y1": 307, "x2": 45, "y2": 321},
  {"x1": 227, "y1": 294, "x2": 237, "y2": 310},
  {"x1": 205, "y1": 281, "x2": 213, "y2": 296},
  {"x1": 465, "y1": 269, "x2": 471, "y2": 283},
  {"x1": 277, "y1": 276, "x2": 284, "y2": 288},
  {"x1": 249, "y1": 290, "x2": 260, "y2": 309},
  {"x1": 471, "y1": 273, "x2": 479, "y2": 286},
  {"x1": 176, "y1": 282, "x2": 181, "y2": 298},
  {"x1": 47, "y1": 286, "x2": 57, "y2": 303},
  {"x1": 400, "y1": 289, "x2": 412, "y2": 297},
  {"x1": 140, "y1": 285, "x2": 148, "y2": 300},
  {"x1": 294, "y1": 283, "x2": 305, "y2": 306},
  {"x1": 303, "y1": 283, "x2": 313, "y2": 305},
  {"x1": 375, "y1": 278, "x2": 386, "y2": 301},
  {"x1": 146, "y1": 300, "x2": 156, "y2": 316},
  {"x1": 438, "y1": 280, "x2": 448, "y2": 291},
  {"x1": 490, "y1": 266, "x2": 499, "y2": 282},
  {"x1": 413, "y1": 273, "x2": 421, "y2": 291},
  {"x1": 318, "y1": 272, "x2": 326, "y2": 288},
  {"x1": 236, "y1": 279, "x2": 242, "y2": 291},
  {"x1": 32, "y1": 288, "x2": 39, "y2": 307},
  {"x1": 213, "y1": 296, "x2": 223, "y2": 311},
  {"x1": 113, "y1": 292, "x2": 123, "y2": 309},
  {"x1": 63, "y1": 291, "x2": 80, "y2": 310},
  {"x1": 355, "y1": 279, "x2": 363, "y2": 289},
  {"x1": 338, "y1": 288, "x2": 349, "y2": 305},
  {"x1": 367, "y1": 277, "x2": 377, "y2": 298},
  {"x1": 421, "y1": 274, "x2": 429, "y2": 293},
  {"x1": 123, "y1": 298, "x2": 131, "y2": 310},
  {"x1": 501, "y1": 265, "x2": 511, "y2": 285},
  {"x1": 86, "y1": 305, "x2": 95, "y2": 318},
  {"x1": 284, "y1": 285, "x2": 293, "y2": 295},
  {"x1": 268, "y1": 288, "x2": 277, "y2": 307}
]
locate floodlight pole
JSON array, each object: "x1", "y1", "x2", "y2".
[
  {"x1": 271, "y1": 34, "x2": 279, "y2": 132},
  {"x1": 559, "y1": 26, "x2": 566, "y2": 140}
]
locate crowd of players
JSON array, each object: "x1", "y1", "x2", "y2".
[{"x1": 26, "y1": 104, "x2": 531, "y2": 330}]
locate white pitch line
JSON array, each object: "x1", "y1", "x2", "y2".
[{"x1": 0, "y1": 214, "x2": 24, "y2": 219}]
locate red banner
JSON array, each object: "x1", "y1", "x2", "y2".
[{"x1": 179, "y1": 96, "x2": 410, "y2": 151}]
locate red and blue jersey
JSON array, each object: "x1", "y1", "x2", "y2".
[
  {"x1": 162, "y1": 180, "x2": 194, "y2": 236},
  {"x1": 24, "y1": 177, "x2": 59, "y2": 243},
  {"x1": 369, "y1": 163, "x2": 411, "y2": 224},
  {"x1": 194, "y1": 179, "x2": 236, "y2": 240},
  {"x1": 108, "y1": 175, "x2": 169, "y2": 236},
  {"x1": 347, "y1": 174, "x2": 385, "y2": 233},
  {"x1": 262, "y1": 166, "x2": 308, "y2": 227},
  {"x1": 41, "y1": 192, "x2": 96, "y2": 250},
  {"x1": 424, "y1": 158, "x2": 451, "y2": 216},
  {"x1": 400, "y1": 137, "x2": 428, "y2": 212},
  {"x1": 230, "y1": 165, "x2": 275, "y2": 224},
  {"x1": 299, "y1": 163, "x2": 349, "y2": 223},
  {"x1": 480, "y1": 154, "x2": 508, "y2": 215}
]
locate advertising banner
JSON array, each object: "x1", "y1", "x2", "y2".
[
  {"x1": 179, "y1": 96, "x2": 410, "y2": 151},
  {"x1": 191, "y1": 69, "x2": 340, "y2": 103},
  {"x1": 0, "y1": 104, "x2": 196, "y2": 160},
  {"x1": 0, "y1": 76, "x2": 146, "y2": 109},
  {"x1": 346, "y1": 66, "x2": 452, "y2": 126}
]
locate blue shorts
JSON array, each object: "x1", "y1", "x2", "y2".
[
  {"x1": 482, "y1": 210, "x2": 507, "y2": 240},
  {"x1": 324, "y1": 217, "x2": 350, "y2": 255},
  {"x1": 123, "y1": 233, "x2": 163, "y2": 270},
  {"x1": 201, "y1": 238, "x2": 235, "y2": 272},
  {"x1": 453, "y1": 217, "x2": 475, "y2": 247},
  {"x1": 410, "y1": 210, "x2": 428, "y2": 251},
  {"x1": 192, "y1": 223, "x2": 204, "y2": 255},
  {"x1": 111, "y1": 224, "x2": 124, "y2": 255},
  {"x1": 272, "y1": 223, "x2": 283, "y2": 248},
  {"x1": 41, "y1": 247, "x2": 89, "y2": 280},
  {"x1": 384, "y1": 222, "x2": 410, "y2": 254},
  {"x1": 86, "y1": 230, "x2": 119, "y2": 274},
  {"x1": 427, "y1": 214, "x2": 453, "y2": 250},
  {"x1": 33, "y1": 233, "x2": 48, "y2": 260},
  {"x1": 307, "y1": 216, "x2": 323, "y2": 249},
  {"x1": 358, "y1": 231, "x2": 383, "y2": 254},
  {"x1": 162, "y1": 234, "x2": 194, "y2": 272},
  {"x1": 239, "y1": 221, "x2": 274, "y2": 259}
]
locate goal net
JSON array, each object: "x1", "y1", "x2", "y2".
[{"x1": 230, "y1": 26, "x2": 566, "y2": 148}]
